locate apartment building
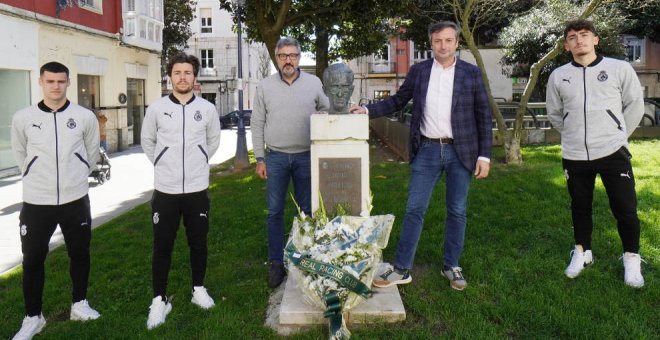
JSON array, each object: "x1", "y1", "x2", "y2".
[{"x1": 185, "y1": 0, "x2": 270, "y2": 116}]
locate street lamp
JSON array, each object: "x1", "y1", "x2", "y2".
[{"x1": 232, "y1": 0, "x2": 249, "y2": 170}]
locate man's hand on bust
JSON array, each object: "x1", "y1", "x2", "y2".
[{"x1": 349, "y1": 104, "x2": 367, "y2": 114}]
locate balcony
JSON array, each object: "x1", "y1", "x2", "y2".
[
  {"x1": 368, "y1": 62, "x2": 396, "y2": 74},
  {"x1": 200, "y1": 67, "x2": 217, "y2": 77}
]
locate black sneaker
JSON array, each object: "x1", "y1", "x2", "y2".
[{"x1": 268, "y1": 262, "x2": 286, "y2": 288}]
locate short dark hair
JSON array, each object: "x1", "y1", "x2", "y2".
[
  {"x1": 166, "y1": 52, "x2": 200, "y2": 77},
  {"x1": 563, "y1": 19, "x2": 597, "y2": 39},
  {"x1": 428, "y1": 21, "x2": 461, "y2": 41},
  {"x1": 40, "y1": 62, "x2": 69, "y2": 77}
]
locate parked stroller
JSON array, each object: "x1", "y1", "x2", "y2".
[{"x1": 90, "y1": 148, "x2": 111, "y2": 184}]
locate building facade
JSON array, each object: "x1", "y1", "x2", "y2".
[
  {"x1": 0, "y1": 0, "x2": 163, "y2": 177},
  {"x1": 348, "y1": 35, "x2": 512, "y2": 106},
  {"x1": 185, "y1": 0, "x2": 270, "y2": 117}
]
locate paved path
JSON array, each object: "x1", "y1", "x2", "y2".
[{"x1": 0, "y1": 129, "x2": 252, "y2": 274}]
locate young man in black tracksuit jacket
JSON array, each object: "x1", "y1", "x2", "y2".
[
  {"x1": 10, "y1": 62, "x2": 101, "y2": 340},
  {"x1": 141, "y1": 53, "x2": 221, "y2": 329}
]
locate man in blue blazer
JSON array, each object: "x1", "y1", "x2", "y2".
[{"x1": 350, "y1": 21, "x2": 492, "y2": 291}]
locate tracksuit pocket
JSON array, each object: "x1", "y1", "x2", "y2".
[
  {"x1": 197, "y1": 145, "x2": 208, "y2": 162},
  {"x1": 23, "y1": 156, "x2": 38, "y2": 177},
  {"x1": 606, "y1": 109, "x2": 623, "y2": 131},
  {"x1": 617, "y1": 146, "x2": 632, "y2": 160},
  {"x1": 154, "y1": 146, "x2": 169, "y2": 166},
  {"x1": 74, "y1": 152, "x2": 90, "y2": 168}
]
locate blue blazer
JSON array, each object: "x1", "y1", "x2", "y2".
[{"x1": 367, "y1": 58, "x2": 493, "y2": 171}]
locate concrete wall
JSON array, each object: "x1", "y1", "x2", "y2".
[{"x1": 459, "y1": 48, "x2": 513, "y2": 101}]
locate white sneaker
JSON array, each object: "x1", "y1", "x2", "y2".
[
  {"x1": 12, "y1": 314, "x2": 46, "y2": 340},
  {"x1": 70, "y1": 299, "x2": 101, "y2": 321},
  {"x1": 147, "y1": 296, "x2": 172, "y2": 330},
  {"x1": 565, "y1": 245, "x2": 593, "y2": 279},
  {"x1": 622, "y1": 252, "x2": 645, "y2": 288},
  {"x1": 191, "y1": 286, "x2": 215, "y2": 309}
]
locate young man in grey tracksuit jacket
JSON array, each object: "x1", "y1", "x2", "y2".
[
  {"x1": 10, "y1": 62, "x2": 101, "y2": 340},
  {"x1": 546, "y1": 20, "x2": 645, "y2": 288},
  {"x1": 141, "y1": 53, "x2": 221, "y2": 329}
]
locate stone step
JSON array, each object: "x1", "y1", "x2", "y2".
[{"x1": 279, "y1": 264, "x2": 406, "y2": 325}]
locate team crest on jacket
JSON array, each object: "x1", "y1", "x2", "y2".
[
  {"x1": 597, "y1": 71, "x2": 608, "y2": 82},
  {"x1": 194, "y1": 111, "x2": 202, "y2": 121},
  {"x1": 153, "y1": 212, "x2": 160, "y2": 224},
  {"x1": 66, "y1": 118, "x2": 77, "y2": 129},
  {"x1": 20, "y1": 224, "x2": 27, "y2": 236}
]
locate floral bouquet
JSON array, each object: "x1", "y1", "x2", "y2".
[{"x1": 284, "y1": 200, "x2": 395, "y2": 339}]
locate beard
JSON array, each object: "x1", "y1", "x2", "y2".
[
  {"x1": 280, "y1": 64, "x2": 296, "y2": 77},
  {"x1": 174, "y1": 82, "x2": 193, "y2": 94}
]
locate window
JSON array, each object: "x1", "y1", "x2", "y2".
[
  {"x1": 201, "y1": 49, "x2": 214, "y2": 69},
  {"x1": 201, "y1": 93, "x2": 217, "y2": 105},
  {"x1": 77, "y1": 75, "x2": 101, "y2": 111},
  {"x1": 412, "y1": 49, "x2": 432, "y2": 64},
  {"x1": 0, "y1": 69, "x2": 31, "y2": 171},
  {"x1": 374, "y1": 44, "x2": 390, "y2": 63},
  {"x1": 125, "y1": 18, "x2": 135, "y2": 37},
  {"x1": 623, "y1": 35, "x2": 645, "y2": 64},
  {"x1": 374, "y1": 90, "x2": 390, "y2": 100},
  {"x1": 126, "y1": 0, "x2": 135, "y2": 11},
  {"x1": 200, "y1": 8, "x2": 212, "y2": 33},
  {"x1": 79, "y1": 0, "x2": 102, "y2": 13},
  {"x1": 139, "y1": 18, "x2": 146, "y2": 38},
  {"x1": 148, "y1": 22, "x2": 154, "y2": 41}
]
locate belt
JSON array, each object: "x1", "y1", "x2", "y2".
[{"x1": 421, "y1": 136, "x2": 453, "y2": 144}]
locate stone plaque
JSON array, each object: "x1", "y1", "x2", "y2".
[{"x1": 318, "y1": 158, "x2": 361, "y2": 215}]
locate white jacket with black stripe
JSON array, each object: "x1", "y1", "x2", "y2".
[
  {"x1": 546, "y1": 56, "x2": 644, "y2": 161},
  {"x1": 11, "y1": 100, "x2": 100, "y2": 205},
  {"x1": 141, "y1": 94, "x2": 221, "y2": 194}
]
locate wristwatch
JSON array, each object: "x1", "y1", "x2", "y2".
[{"x1": 256, "y1": 157, "x2": 265, "y2": 164}]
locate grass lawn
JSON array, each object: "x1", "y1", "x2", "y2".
[{"x1": 1, "y1": 138, "x2": 658, "y2": 339}]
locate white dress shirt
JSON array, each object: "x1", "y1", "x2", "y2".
[{"x1": 420, "y1": 58, "x2": 456, "y2": 139}]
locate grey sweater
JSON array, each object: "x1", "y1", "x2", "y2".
[
  {"x1": 546, "y1": 56, "x2": 644, "y2": 161},
  {"x1": 251, "y1": 71, "x2": 329, "y2": 159}
]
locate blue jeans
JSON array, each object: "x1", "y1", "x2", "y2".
[
  {"x1": 394, "y1": 142, "x2": 472, "y2": 269},
  {"x1": 266, "y1": 150, "x2": 311, "y2": 263}
]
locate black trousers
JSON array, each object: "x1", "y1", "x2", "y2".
[
  {"x1": 19, "y1": 195, "x2": 92, "y2": 316},
  {"x1": 151, "y1": 189, "x2": 210, "y2": 298},
  {"x1": 562, "y1": 147, "x2": 640, "y2": 253}
]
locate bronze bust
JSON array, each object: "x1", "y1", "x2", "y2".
[{"x1": 323, "y1": 63, "x2": 355, "y2": 114}]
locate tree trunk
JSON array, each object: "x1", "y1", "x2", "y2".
[
  {"x1": 457, "y1": 2, "x2": 515, "y2": 163},
  {"x1": 314, "y1": 26, "x2": 330, "y2": 79}
]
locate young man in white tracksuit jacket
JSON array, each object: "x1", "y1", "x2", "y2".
[
  {"x1": 10, "y1": 62, "x2": 101, "y2": 340},
  {"x1": 546, "y1": 20, "x2": 645, "y2": 288},
  {"x1": 141, "y1": 53, "x2": 221, "y2": 329}
]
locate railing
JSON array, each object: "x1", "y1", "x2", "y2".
[
  {"x1": 367, "y1": 62, "x2": 396, "y2": 74},
  {"x1": 496, "y1": 102, "x2": 549, "y2": 129},
  {"x1": 199, "y1": 67, "x2": 217, "y2": 77},
  {"x1": 643, "y1": 98, "x2": 659, "y2": 126}
]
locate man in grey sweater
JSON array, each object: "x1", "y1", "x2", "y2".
[
  {"x1": 251, "y1": 37, "x2": 329, "y2": 288},
  {"x1": 546, "y1": 19, "x2": 645, "y2": 288}
]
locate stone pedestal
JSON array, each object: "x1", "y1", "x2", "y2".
[
  {"x1": 310, "y1": 114, "x2": 370, "y2": 216},
  {"x1": 279, "y1": 263, "x2": 406, "y2": 325}
]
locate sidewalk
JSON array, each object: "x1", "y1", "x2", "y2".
[{"x1": 0, "y1": 129, "x2": 251, "y2": 275}]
